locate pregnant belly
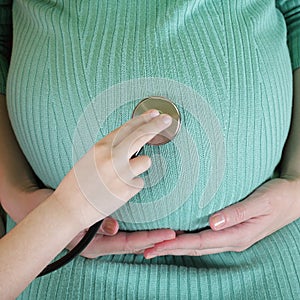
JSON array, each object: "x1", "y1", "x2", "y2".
[{"x1": 6, "y1": 0, "x2": 292, "y2": 230}]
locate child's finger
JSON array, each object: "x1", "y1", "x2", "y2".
[
  {"x1": 102, "y1": 110, "x2": 160, "y2": 146},
  {"x1": 116, "y1": 114, "x2": 172, "y2": 159},
  {"x1": 129, "y1": 155, "x2": 152, "y2": 177}
]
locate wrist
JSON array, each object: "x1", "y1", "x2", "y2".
[
  {"x1": 278, "y1": 176, "x2": 300, "y2": 219},
  {"x1": 47, "y1": 192, "x2": 86, "y2": 233},
  {"x1": 53, "y1": 171, "x2": 105, "y2": 230}
]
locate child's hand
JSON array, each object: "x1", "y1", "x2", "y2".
[
  {"x1": 5, "y1": 185, "x2": 174, "y2": 259},
  {"x1": 3, "y1": 110, "x2": 175, "y2": 257},
  {"x1": 2, "y1": 185, "x2": 132, "y2": 253},
  {"x1": 54, "y1": 110, "x2": 173, "y2": 229}
]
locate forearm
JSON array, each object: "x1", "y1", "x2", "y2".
[
  {"x1": 0, "y1": 193, "x2": 82, "y2": 299},
  {"x1": 280, "y1": 68, "x2": 300, "y2": 178},
  {"x1": 0, "y1": 94, "x2": 39, "y2": 219}
]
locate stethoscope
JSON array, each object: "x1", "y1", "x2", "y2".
[{"x1": 38, "y1": 96, "x2": 181, "y2": 277}]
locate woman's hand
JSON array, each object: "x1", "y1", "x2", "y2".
[
  {"x1": 68, "y1": 223, "x2": 176, "y2": 258},
  {"x1": 144, "y1": 177, "x2": 300, "y2": 258}
]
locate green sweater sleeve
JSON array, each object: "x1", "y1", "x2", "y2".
[
  {"x1": 276, "y1": 0, "x2": 300, "y2": 71},
  {"x1": 0, "y1": 0, "x2": 12, "y2": 95}
]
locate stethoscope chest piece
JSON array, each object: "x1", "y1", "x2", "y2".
[{"x1": 132, "y1": 96, "x2": 181, "y2": 145}]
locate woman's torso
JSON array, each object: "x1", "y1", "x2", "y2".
[{"x1": 7, "y1": 0, "x2": 292, "y2": 231}]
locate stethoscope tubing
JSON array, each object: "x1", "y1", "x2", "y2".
[
  {"x1": 37, "y1": 96, "x2": 181, "y2": 277},
  {"x1": 38, "y1": 220, "x2": 102, "y2": 277}
]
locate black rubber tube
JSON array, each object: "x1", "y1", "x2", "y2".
[
  {"x1": 37, "y1": 220, "x2": 102, "y2": 277},
  {"x1": 37, "y1": 149, "x2": 143, "y2": 277}
]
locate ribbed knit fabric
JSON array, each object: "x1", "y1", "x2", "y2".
[{"x1": 1, "y1": 0, "x2": 300, "y2": 299}]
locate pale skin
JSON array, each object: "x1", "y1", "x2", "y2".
[
  {"x1": 0, "y1": 96, "x2": 176, "y2": 258},
  {"x1": 0, "y1": 70, "x2": 299, "y2": 296},
  {"x1": 0, "y1": 110, "x2": 176, "y2": 299},
  {"x1": 144, "y1": 68, "x2": 300, "y2": 259},
  {"x1": 1, "y1": 70, "x2": 300, "y2": 262}
]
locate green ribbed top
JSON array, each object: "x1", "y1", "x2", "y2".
[{"x1": 1, "y1": 0, "x2": 300, "y2": 299}]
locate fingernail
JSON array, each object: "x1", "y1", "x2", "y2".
[
  {"x1": 148, "y1": 110, "x2": 160, "y2": 117},
  {"x1": 101, "y1": 219, "x2": 116, "y2": 234},
  {"x1": 166, "y1": 233, "x2": 176, "y2": 240},
  {"x1": 161, "y1": 115, "x2": 172, "y2": 124},
  {"x1": 211, "y1": 214, "x2": 225, "y2": 229}
]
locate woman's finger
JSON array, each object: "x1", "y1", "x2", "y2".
[
  {"x1": 209, "y1": 188, "x2": 272, "y2": 231},
  {"x1": 144, "y1": 220, "x2": 266, "y2": 258},
  {"x1": 145, "y1": 246, "x2": 235, "y2": 258},
  {"x1": 98, "y1": 217, "x2": 119, "y2": 236},
  {"x1": 83, "y1": 229, "x2": 176, "y2": 257}
]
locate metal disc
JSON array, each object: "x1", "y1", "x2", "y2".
[{"x1": 132, "y1": 96, "x2": 181, "y2": 145}]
